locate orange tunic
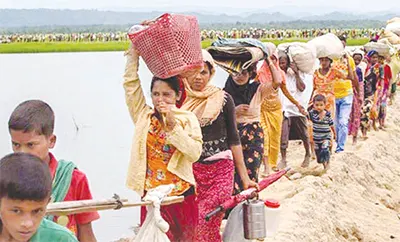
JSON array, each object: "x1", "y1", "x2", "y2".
[
  {"x1": 309, "y1": 67, "x2": 345, "y2": 146},
  {"x1": 312, "y1": 68, "x2": 339, "y2": 119},
  {"x1": 145, "y1": 116, "x2": 191, "y2": 196}
]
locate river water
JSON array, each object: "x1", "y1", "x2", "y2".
[{"x1": 0, "y1": 51, "x2": 228, "y2": 242}]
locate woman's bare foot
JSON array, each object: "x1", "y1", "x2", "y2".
[
  {"x1": 261, "y1": 163, "x2": 270, "y2": 177},
  {"x1": 301, "y1": 155, "x2": 311, "y2": 168},
  {"x1": 277, "y1": 160, "x2": 287, "y2": 170},
  {"x1": 352, "y1": 136, "x2": 357, "y2": 145}
]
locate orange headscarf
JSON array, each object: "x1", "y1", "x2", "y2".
[{"x1": 256, "y1": 50, "x2": 286, "y2": 85}]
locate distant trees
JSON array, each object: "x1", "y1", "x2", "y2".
[{"x1": 0, "y1": 9, "x2": 387, "y2": 34}]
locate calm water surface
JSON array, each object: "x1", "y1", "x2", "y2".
[{"x1": 0, "y1": 51, "x2": 228, "y2": 242}]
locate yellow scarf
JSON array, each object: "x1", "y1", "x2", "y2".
[{"x1": 181, "y1": 50, "x2": 226, "y2": 127}]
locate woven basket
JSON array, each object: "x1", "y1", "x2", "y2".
[{"x1": 128, "y1": 13, "x2": 203, "y2": 79}]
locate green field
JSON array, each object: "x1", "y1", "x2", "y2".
[{"x1": 0, "y1": 38, "x2": 370, "y2": 54}]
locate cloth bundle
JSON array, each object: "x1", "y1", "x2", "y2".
[
  {"x1": 386, "y1": 17, "x2": 400, "y2": 36},
  {"x1": 364, "y1": 42, "x2": 390, "y2": 57},
  {"x1": 382, "y1": 30, "x2": 400, "y2": 45},
  {"x1": 308, "y1": 33, "x2": 344, "y2": 60},
  {"x1": 134, "y1": 185, "x2": 175, "y2": 242},
  {"x1": 207, "y1": 37, "x2": 268, "y2": 74},
  {"x1": 277, "y1": 42, "x2": 317, "y2": 74}
]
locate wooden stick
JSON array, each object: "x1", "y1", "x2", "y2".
[
  {"x1": 47, "y1": 198, "x2": 129, "y2": 210},
  {"x1": 46, "y1": 196, "x2": 184, "y2": 216}
]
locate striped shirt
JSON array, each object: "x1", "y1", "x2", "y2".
[{"x1": 309, "y1": 109, "x2": 334, "y2": 144}]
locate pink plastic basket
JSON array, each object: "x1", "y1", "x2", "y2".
[{"x1": 128, "y1": 13, "x2": 203, "y2": 79}]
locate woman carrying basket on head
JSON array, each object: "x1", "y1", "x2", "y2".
[{"x1": 123, "y1": 45, "x2": 203, "y2": 242}]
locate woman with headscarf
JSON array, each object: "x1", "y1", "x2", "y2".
[
  {"x1": 362, "y1": 50, "x2": 384, "y2": 135},
  {"x1": 181, "y1": 50, "x2": 257, "y2": 242},
  {"x1": 348, "y1": 50, "x2": 367, "y2": 145},
  {"x1": 256, "y1": 51, "x2": 306, "y2": 173},
  {"x1": 123, "y1": 46, "x2": 203, "y2": 242},
  {"x1": 223, "y1": 50, "x2": 289, "y2": 188}
]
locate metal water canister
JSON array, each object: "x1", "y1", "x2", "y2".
[{"x1": 243, "y1": 199, "x2": 266, "y2": 240}]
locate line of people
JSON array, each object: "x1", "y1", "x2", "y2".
[
  {"x1": 0, "y1": 28, "x2": 381, "y2": 44},
  {"x1": 0, "y1": 33, "x2": 398, "y2": 242},
  {"x1": 201, "y1": 28, "x2": 380, "y2": 41},
  {"x1": 121, "y1": 33, "x2": 399, "y2": 242}
]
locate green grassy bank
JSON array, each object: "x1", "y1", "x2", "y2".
[{"x1": 0, "y1": 38, "x2": 369, "y2": 54}]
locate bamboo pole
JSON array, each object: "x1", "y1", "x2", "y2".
[{"x1": 46, "y1": 196, "x2": 184, "y2": 216}]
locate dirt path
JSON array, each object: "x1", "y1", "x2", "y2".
[
  {"x1": 118, "y1": 101, "x2": 400, "y2": 242},
  {"x1": 260, "y1": 101, "x2": 400, "y2": 242}
]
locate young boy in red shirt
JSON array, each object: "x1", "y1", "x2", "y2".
[{"x1": 8, "y1": 100, "x2": 99, "y2": 242}]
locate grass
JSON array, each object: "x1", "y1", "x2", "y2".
[
  {"x1": 0, "y1": 42, "x2": 131, "y2": 53},
  {"x1": 0, "y1": 38, "x2": 370, "y2": 54}
]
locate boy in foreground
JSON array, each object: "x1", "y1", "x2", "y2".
[
  {"x1": 8, "y1": 100, "x2": 99, "y2": 242},
  {"x1": 0, "y1": 153, "x2": 78, "y2": 242}
]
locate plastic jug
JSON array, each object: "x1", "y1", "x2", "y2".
[{"x1": 264, "y1": 199, "x2": 281, "y2": 237}]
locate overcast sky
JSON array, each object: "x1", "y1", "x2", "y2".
[{"x1": 0, "y1": 0, "x2": 397, "y2": 13}]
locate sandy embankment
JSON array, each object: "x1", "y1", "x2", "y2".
[
  {"x1": 118, "y1": 101, "x2": 400, "y2": 242},
  {"x1": 260, "y1": 102, "x2": 400, "y2": 242}
]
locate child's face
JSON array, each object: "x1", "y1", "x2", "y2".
[
  {"x1": 370, "y1": 54, "x2": 379, "y2": 65},
  {"x1": 0, "y1": 197, "x2": 49, "y2": 242},
  {"x1": 314, "y1": 101, "x2": 326, "y2": 112},
  {"x1": 9, "y1": 130, "x2": 56, "y2": 163},
  {"x1": 353, "y1": 54, "x2": 362, "y2": 66},
  {"x1": 378, "y1": 56, "x2": 384, "y2": 64}
]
